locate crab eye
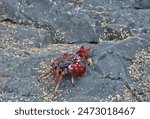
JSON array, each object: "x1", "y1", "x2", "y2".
[{"x1": 75, "y1": 56, "x2": 81, "y2": 60}]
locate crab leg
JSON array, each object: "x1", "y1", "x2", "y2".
[
  {"x1": 53, "y1": 71, "x2": 64, "y2": 96},
  {"x1": 37, "y1": 68, "x2": 53, "y2": 81},
  {"x1": 47, "y1": 68, "x2": 60, "y2": 89},
  {"x1": 67, "y1": 68, "x2": 75, "y2": 86}
]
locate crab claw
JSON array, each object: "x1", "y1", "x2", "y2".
[
  {"x1": 76, "y1": 45, "x2": 93, "y2": 54},
  {"x1": 77, "y1": 53, "x2": 93, "y2": 66},
  {"x1": 76, "y1": 45, "x2": 94, "y2": 65},
  {"x1": 87, "y1": 58, "x2": 93, "y2": 66}
]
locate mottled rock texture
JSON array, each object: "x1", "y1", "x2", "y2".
[{"x1": 0, "y1": 0, "x2": 150, "y2": 102}]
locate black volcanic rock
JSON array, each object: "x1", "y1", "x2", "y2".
[{"x1": 0, "y1": 0, "x2": 150, "y2": 102}]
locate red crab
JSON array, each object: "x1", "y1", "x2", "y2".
[{"x1": 37, "y1": 45, "x2": 94, "y2": 95}]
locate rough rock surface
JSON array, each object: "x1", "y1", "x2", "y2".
[{"x1": 0, "y1": 0, "x2": 150, "y2": 102}]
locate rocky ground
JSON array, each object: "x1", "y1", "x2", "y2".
[{"x1": 0, "y1": 0, "x2": 150, "y2": 102}]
